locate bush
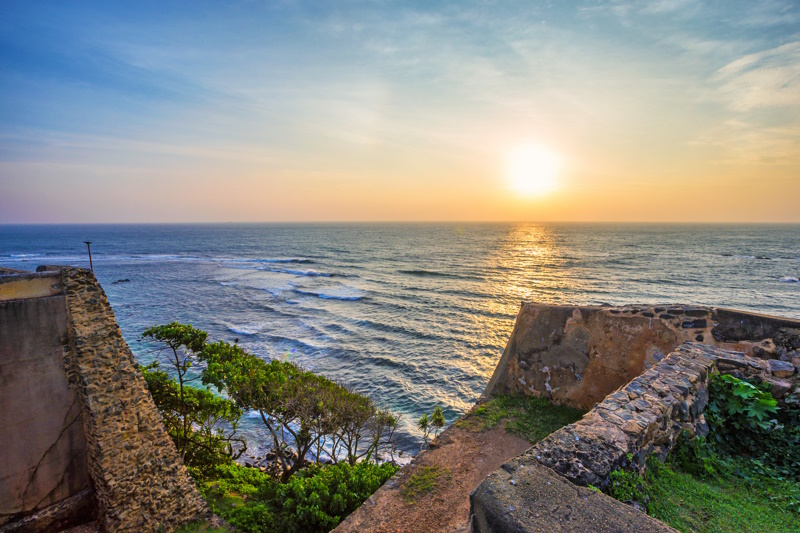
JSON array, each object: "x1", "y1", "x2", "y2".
[
  {"x1": 197, "y1": 461, "x2": 399, "y2": 533},
  {"x1": 705, "y1": 373, "x2": 800, "y2": 480}
]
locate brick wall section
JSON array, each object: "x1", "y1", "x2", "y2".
[
  {"x1": 60, "y1": 268, "x2": 210, "y2": 532},
  {"x1": 528, "y1": 342, "x2": 796, "y2": 488}
]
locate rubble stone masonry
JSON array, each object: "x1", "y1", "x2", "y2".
[{"x1": 60, "y1": 268, "x2": 210, "y2": 532}]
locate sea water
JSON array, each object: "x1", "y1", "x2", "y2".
[{"x1": 2, "y1": 223, "x2": 798, "y2": 453}]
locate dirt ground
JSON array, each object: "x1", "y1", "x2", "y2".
[{"x1": 333, "y1": 421, "x2": 532, "y2": 533}]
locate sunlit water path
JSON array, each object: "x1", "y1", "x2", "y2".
[{"x1": 2, "y1": 223, "x2": 798, "y2": 453}]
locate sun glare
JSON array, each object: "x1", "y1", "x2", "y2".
[{"x1": 506, "y1": 143, "x2": 561, "y2": 196}]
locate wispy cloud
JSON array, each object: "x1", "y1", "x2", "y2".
[{"x1": 712, "y1": 41, "x2": 800, "y2": 111}]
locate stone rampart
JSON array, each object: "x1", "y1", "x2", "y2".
[
  {"x1": 0, "y1": 268, "x2": 211, "y2": 532},
  {"x1": 484, "y1": 303, "x2": 800, "y2": 410}
]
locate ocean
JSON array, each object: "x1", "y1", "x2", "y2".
[{"x1": 2, "y1": 223, "x2": 798, "y2": 454}]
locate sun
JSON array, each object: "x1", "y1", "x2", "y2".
[{"x1": 506, "y1": 143, "x2": 562, "y2": 196}]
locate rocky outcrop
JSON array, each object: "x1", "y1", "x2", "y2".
[{"x1": 470, "y1": 460, "x2": 675, "y2": 533}]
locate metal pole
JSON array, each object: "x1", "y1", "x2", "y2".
[{"x1": 84, "y1": 241, "x2": 93, "y2": 272}]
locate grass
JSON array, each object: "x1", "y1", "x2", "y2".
[
  {"x1": 456, "y1": 394, "x2": 585, "y2": 444},
  {"x1": 175, "y1": 520, "x2": 231, "y2": 533},
  {"x1": 400, "y1": 465, "x2": 451, "y2": 504},
  {"x1": 645, "y1": 457, "x2": 800, "y2": 533}
]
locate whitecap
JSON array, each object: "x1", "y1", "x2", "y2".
[{"x1": 779, "y1": 277, "x2": 799, "y2": 283}]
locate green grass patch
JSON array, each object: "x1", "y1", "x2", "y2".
[
  {"x1": 456, "y1": 395, "x2": 585, "y2": 444},
  {"x1": 400, "y1": 465, "x2": 451, "y2": 504},
  {"x1": 645, "y1": 455, "x2": 799, "y2": 533},
  {"x1": 605, "y1": 373, "x2": 800, "y2": 533}
]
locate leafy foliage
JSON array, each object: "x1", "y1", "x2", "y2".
[
  {"x1": 200, "y1": 339, "x2": 400, "y2": 481},
  {"x1": 141, "y1": 363, "x2": 245, "y2": 471},
  {"x1": 605, "y1": 372, "x2": 800, "y2": 531},
  {"x1": 197, "y1": 461, "x2": 399, "y2": 533},
  {"x1": 417, "y1": 407, "x2": 446, "y2": 446},
  {"x1": 608, "y1": 466, "x2": 648, "y2": 504},
  {"x1": 141, "y1": 323, "x2": 244, "y2": 471},
  {"x1": 705, "y1": 373, "x2": 800, "y2": 479}
]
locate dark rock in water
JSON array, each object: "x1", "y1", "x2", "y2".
[
  {"x1": 112, "y1": 278, "x2": 131, "y2": 284},
  {"x1": 756, "y1": 256, "x2": 771, "y2": 260},
  {"x1": 695, "y1": 335, "x2": 704, "y2": 342}
]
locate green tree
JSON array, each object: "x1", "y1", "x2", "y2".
[
  {"x1": 418, "y1": 407, "x2": 446, "y2": 448},
  {"x1": 142, "y1": 323, "x2": 245, "y2": 470},
  {"x1": 200, "y1": 339, "x2": 400, "y2": 481},
  {"x1": 141, "y1": 363, "x2": 245, "y2": 470}
]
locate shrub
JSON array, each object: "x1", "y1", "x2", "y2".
[
  {"x1": 705, "y1": 373, "x2": 800, "y2": 480},
  {"x1": 198, "y1": 461, "x2": 398, "y2": 533}
]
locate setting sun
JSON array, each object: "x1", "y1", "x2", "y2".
[{"x1": 506, "y1": 143, "x2": 562, "y2": 196}]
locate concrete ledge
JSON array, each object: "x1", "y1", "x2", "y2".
[
  {"x1": 470, "y1": 460, "x2": 675, "y2": 533},
  {"x1": 0, "y1": 273, "x2": 61, "y2": 302}
]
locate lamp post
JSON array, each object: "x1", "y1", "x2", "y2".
[{"x1": 84, "y1": 241, "x2": 93, "y2": 272}]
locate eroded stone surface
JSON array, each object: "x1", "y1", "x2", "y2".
[
  {"x1": 484, "y1": 303, "x2": 800, "y2": 410},
  {"x1": 525, "y1": 343, "x2": 785, "y2": 488},
  {"x1": 470, "y1": 460, "x2": 675, "y2": 533}
]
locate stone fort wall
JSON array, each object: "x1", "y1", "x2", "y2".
[
  {"x1": 470, "y1": 303, "x2": 800, "y2": 532},
  {"x1": 0, "y1": 267, "x2": 210, "y2": 532}
]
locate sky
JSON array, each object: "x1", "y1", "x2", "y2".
[{"x1": 1, "y1": 0, "x2": 799, "y2": 223}]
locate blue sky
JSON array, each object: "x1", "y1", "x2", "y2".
[{"x1": 1, "y1": 1, "x2": 799, "y2": 222}]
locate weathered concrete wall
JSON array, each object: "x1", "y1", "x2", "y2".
[
  {"x1": 0, "y1": 293, "x2": 90, "y2": 526},
  {"x1": 484, "y1": 303, "x2": 800, "y2": 410},
  {"x1": 60, "y1": 267, "x2": 211, "y2": 532}
]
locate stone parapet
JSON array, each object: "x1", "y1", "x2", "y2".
[{"x1": 484, "y1": 303, "x2": 800, "y2": 410}]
